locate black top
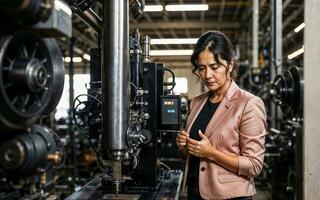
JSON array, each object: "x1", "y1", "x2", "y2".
[{"x1": 188, "y1": 97, "x2": 220, "y2": 180}]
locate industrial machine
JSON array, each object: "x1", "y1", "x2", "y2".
[
  {"x1": 0, "y1": 0, "x2": 71, "y2": 199},
  {"x1": 244, "y1": 65, "x2": 304, "y2": 200},
  {"x1": 65, "y1": 0, "x2": 184, "y2": 199},
  {"x1": 0, "y1": 0, "x2": 184, "y2": 199},
  {"x1": 267, "y1": 66, "x2": 303, "y2": 200},
  {"x1": 69, "y1": 47, "x2": 184, "y2": 199}
]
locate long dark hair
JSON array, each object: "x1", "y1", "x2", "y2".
[{"x1": 191, "y1": 31, "x2": 238, "y2": 79}]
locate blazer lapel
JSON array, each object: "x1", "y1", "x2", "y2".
[{"x1": 205, "y1": 81, "x2": 239, "y2": 139}]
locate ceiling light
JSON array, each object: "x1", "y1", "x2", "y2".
[
  {"x1": 151, "y1": 38, "x2": 198, "y2": 45},
  {"x1": 83, "y1": 54, "x2": 90, "y2": 61},
  {"x1": 165, "y1": 4, "x2": 209, "y2": 12},
  {"x1": 63, "y1": 57, "x2": 83, "y2": 63},
  {"x1": 72, "y1": 57, "x2": 83, "y2": 62},
  {"x1": 294, "y1": 22, "x2": 305, "y2": 33},
  {"x1": 144, "y1": 5, "x2": 163, "y2": 12},
  {"x1": 150, "y1": 49, "x2": 193, "y2": 56},
  {"x1": 288, "y1": 46, "x2": 304, "y2": 60},
  {"x1": 63, "y1": 57, "x2": 71, "y2": 62}
]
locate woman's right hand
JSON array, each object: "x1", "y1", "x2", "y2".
[{"x1": 176, "y1": 130, "x2": 189, "y2": 151}]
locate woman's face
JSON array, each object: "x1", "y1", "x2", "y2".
[{"x1": 197, "y1": 48, "x2": 233, "y2": 92}]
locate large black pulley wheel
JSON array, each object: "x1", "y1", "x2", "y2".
[
  {"x1": 0, "y1": 32, "x2": 64, "y2": 130},
  {"x1": 272, "y1": 66, "x2": 303, "y2": 117}
]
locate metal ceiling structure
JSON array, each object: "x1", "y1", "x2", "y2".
[{"x1": 64, "y1": 0, "x2": 304, "y2": 69}]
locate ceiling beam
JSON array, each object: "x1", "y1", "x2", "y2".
[
  {"x1": 152, "y1": 56, "x2": 192, "y2": 67},
  {"x1": 260, "y1": 0, "x2": 268, "y2": 8},
  {"x1": 143, "y1": 29, "x2": 236, "y2": 37},
  {"x1": 232, "y1": 0, "x2": 242, "y2": 20},
  {"x1": 208, "y1": 2, "x2": 251, "y2": 7},
  {"x1": 283, "y1": 5, "x2": 304, "y2": 29},
  {"x1": 200, "y1": 0, "x2": 206, "y2": 22},
  {"x1": 130, "y1": 21, "x2": 240, "y2": 29},
  {"x1": 73, "y1": 28, "x2": 97, "y2": 48},
  {"x1": 218, "y1": 0, "x2": 226, "y2": 22},
  {"x1": 161, "y1": 62, "x2": 192, "y2": 68},
  {"x1": 283, "y1": 0, "x2": 293, "y2": 10},
  {"x1": 143, "y1": 13, "x2": 169, "y2": 49}
]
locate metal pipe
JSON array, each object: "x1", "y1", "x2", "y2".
[
  {"x1": 142, "y1": 35, "x2": 151, "y2": 62},
  {"x1": 130, "y1": 29, "x2": 142, "y2": 88},
  {"x1": 271, "y1": 0, "x2": 283, "y2": 128},
  {"x1": 102, "y1": 1, "x2": 129, "y2": 156},
  {"x1": 112, "y1": 160, "x2": 122, "y2": 195},
  {"x1": 271, "y1": 0, "x2": 282, "y2": 72},
  {"x1": 68, "y1": 37, "x2": 78, "y2": 187},
  {"x1": 73, "y1": 8, "x2": 102, "y2": 33},
  {"x1": 252, "y1": 0, "x2": 259, "y2": 68}
]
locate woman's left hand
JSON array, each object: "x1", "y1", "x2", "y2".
[{"x1": 187, "y1": 130, "x2": 216, "y2": 158}]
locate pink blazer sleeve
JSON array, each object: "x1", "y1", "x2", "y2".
[{"x1": 238, "y1": 96, "x2": 267, "y2": 178}]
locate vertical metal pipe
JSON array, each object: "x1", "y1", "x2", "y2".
[
  {"x1": 130, "y1": 29, "x2": 142, "y2": 88},
  {"x1": 271, "y1": 0, "x2": 283, "y2": 73},
  {"x1": 69, "y1": 37, "x2": 75, "y2": 129},
  {"x1": 271, "y1": 0, "x2": 283, "y2": 128},
  {"x1": 102, "y1": 1, "x2": 129, "y2": 156},
  {"x1": 68, "y1": 37, "x2": 78, "y2": 187},
  {"x1": 252, "y1": 0, "x2": 259, "y2": 68},
  {"x1": 142, "y1": 35, "x2": 151, "y2": 62}
]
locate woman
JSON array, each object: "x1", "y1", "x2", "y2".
[{"x1": 176, "y1": 31, "x2": 267, "y2": 200}]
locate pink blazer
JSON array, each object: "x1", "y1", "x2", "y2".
[{"x1": 185, "y1": 81, "x2": 267, "y2": 199}]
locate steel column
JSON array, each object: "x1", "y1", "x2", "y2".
[{"x1": 304, "y1": 0, "x2": 320, "y2": 199}]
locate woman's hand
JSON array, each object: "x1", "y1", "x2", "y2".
[
  {"x1": 187, "y1": 130, "x2": 216, "y2": 158},
  {"x1": 176, "y1": 130, "x2": 189, "y2": 151}
]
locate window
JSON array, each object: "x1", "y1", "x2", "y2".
[
  {"x1": 167, "y1": 77, "x2": 188, "y2": 95},
  {"x1": 55, "y1": 74, "x2": 90, "y2": 120}
]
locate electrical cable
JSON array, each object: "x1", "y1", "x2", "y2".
[
  {"x1": 130, "y1": 82, "x2": 138, "y2": 107},
  {"x1": 72, "y1": 93, "x2": 102, "y2": 138},
  {"x1": 160, "y1": 162, "x2": 171, "y2": 170},
  {"x1": 164, "y1": 68, "x2": 176, "y2": 92},
  {"x1": 72, "y1": 93, "x2": 108, "y2": 172}
]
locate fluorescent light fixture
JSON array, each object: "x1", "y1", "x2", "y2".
[
  {"x1": 165, "y1": 4, "x2": 209, "y2": 11},
  {"x1": 150, "y1": 49, "x2": 193, "y2": 56},
  {"x1": 288, "y1": 46, "x2": 304, "y2": 60},
  {"x1": 294, "y1": 22, "x2": 305, "y2": 33},
  {"x1": 63, "y1": 57, "x2": 71, "y2": 62},
  {"x1": 63, "y1": 57, "x2": 83, "y2": 63},
  {"x1": 144, "y1": 5, "x2": 163, "y2": 12},
  {"x1": 151, "y1": 38, "x2": 198, "y2": 45},
  {"x1": 83, "y1": 53, "x2": 90, "y2": 61},
  {"x1": 72, "y1": 57, "x2": 83, "y2": 62}
]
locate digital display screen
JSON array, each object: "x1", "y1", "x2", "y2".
[{"x1": 161, "y1": 97, "x2": 180, "y2": 125}]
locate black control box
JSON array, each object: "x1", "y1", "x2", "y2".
[{"x1": 160, "y1": 95, "x2": 181, "y2": 129}]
